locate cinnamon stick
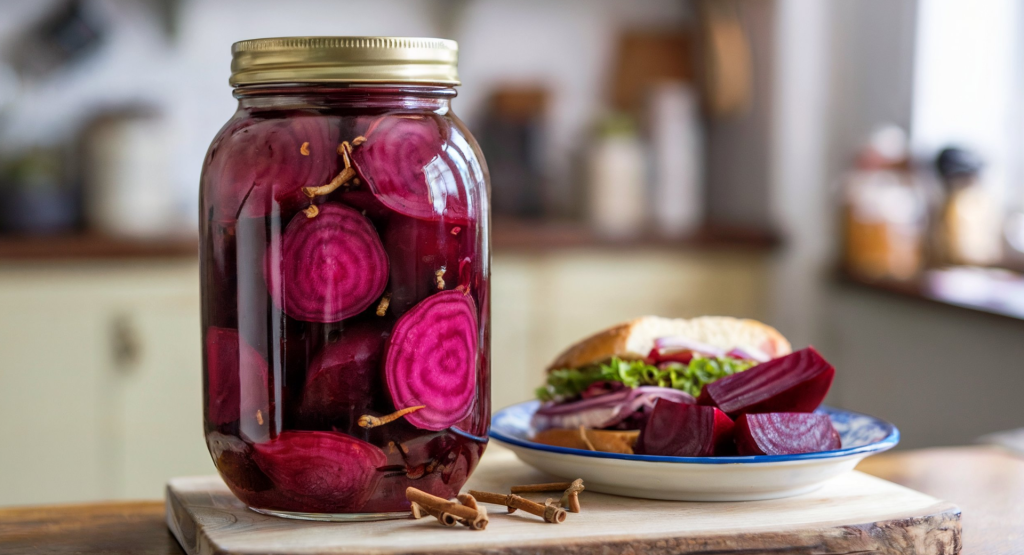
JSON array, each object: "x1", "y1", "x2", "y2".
[
  {"x1": 468, "y1": 490, "x2": 567, "y2": 523},
  {"x1": 410, "y1": 502, "x2": 458, "y2": 527},
  {"x1": 405, "y1": 487, "x2": 488, "y2": 530}
]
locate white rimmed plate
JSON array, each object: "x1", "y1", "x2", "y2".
[{"x1": 489, "y1": 401, "x2": 899, "y2": 501}]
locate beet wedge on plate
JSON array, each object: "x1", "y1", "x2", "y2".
[{"x1": 697, "y1": 347, "x2": 835, "y2": 417}]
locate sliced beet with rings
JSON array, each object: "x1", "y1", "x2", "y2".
[
  {"x1": 734, "y1": 413, "x2": 841, "y2": 456},
  {"x1": 266, "y1": 203, "x2": 389, "y2": 323},
  {"x1": 384, "y1": 290, "x2": 478, "y2": 431},
  {"x1": 635, "y1": 400, "x2": 734, "y2": 457},
  {"x1": 252, "y1": 431, "x2": 387, "y2": 512},
  {"x1": 205, "y1": 327, "x2": 269, "y2": 429},
  {"x1": 351, "y1": 115, "x2": 471, "y2": 222},
  {"x1": 697, "y1": 347, "x2": 834, "y2": 417},
  {"x1": 205, "y1": 115, "x2": 340, "y2": 221},
  {"x1": 298, "y1": 321, "x2": 389, "y2": 427}
]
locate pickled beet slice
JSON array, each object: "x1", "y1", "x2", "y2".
[
  {"x1": 205, "y1": 327, "x2": 269, "y2": 428},
  {"x1": 734, "y1": 413, "x2": 841, "y2": 456},
  {"x1": 298, "y1": 321, "x2": 389, "y2": 426},
  {"x1": 252, "y1": 431, "x2": 387, "y2": 512},
  {"x1": 351, "y1": 115, "x2": 471, "y2": 222},
  {"x1": 635, "y1": 400, "x2": 734, "y2": 457},
  {"x1": 266, "y1": 203, "x2": 389, "y2": 323},
  {"x1": 206, "y1": 115, "x2": 340, "y2": 221},
  {"x1": 384, "y1": 290, "x2": 478, "y2": 431},
  {"x1": 697, "y1": 347, "x2": 834, "y2": 417}
]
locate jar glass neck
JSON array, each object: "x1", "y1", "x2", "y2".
[{"x1": 234, "y1": 83, "x2": 456, "y2": 112}]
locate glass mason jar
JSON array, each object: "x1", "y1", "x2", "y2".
[{"x1": 200, "y1": 37, "x2": 490, "y2": 520}]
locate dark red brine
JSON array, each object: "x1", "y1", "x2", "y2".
[{"x1": 200, "y1": 38, "x2": 489, "y2": 516}]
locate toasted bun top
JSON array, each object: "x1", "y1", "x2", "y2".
[{"x1": 546, "y1": 316, "x2": 791, "y2": 372}]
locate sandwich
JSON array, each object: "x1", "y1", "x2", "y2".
[{"x1": 531, "y1": 316, "x2": 792, "y2": 451}]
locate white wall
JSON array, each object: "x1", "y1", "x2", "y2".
[{"x1": 0, "y1": 0, "x2": 692, "y2": 226}]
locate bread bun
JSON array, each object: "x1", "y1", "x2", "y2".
[{"x1": 546, "y1": 316, "x2": 791, "y2": 372}]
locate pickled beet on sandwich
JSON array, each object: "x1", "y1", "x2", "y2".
[{"x1": 531, "y1": 316, "x2": 841, "y2": 457}]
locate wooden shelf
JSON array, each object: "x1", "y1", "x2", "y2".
[
  {"x1": 837, "y1": 267, "x2": 1024, "y2": 322},
  {"x1": 491, "y1": 219, "x2": 781, "y2": 252},
  {"x1": 0, "y1": 233, "x2": 198, "y2": 261}
]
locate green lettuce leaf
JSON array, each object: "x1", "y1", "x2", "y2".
[{"x1": 535, "y1": 355, "x2": 757, "y2": 402}]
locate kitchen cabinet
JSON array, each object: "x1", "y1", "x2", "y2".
[
  {"x1": 0, "y1": 261, "x2": 213, "y2": 506},
  {"x1": 0, "y1": 246, "x2": 772, "y2": 506}
]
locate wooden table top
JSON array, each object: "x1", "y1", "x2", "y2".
[{"x1": 0, "y1": 446, "x2": 1019, "y2": 555}]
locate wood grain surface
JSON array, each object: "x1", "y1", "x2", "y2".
[
  {"x1": 857, "y1": 446, "x2": 1024, "y2": 555},
  {"x1": 166, "y1": 445, "x2": 959, "y2": 555}
]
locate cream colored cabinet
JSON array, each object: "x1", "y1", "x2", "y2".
[
  {"x1": 0, "y1": 261, "x2": 214, "y2": 506},
  {"x1": 0, "y1": 248, "x2": 770, "y2": 506}
]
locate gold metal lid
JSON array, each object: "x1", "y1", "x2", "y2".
[{"x1": 229, "y1": 36, "x2": 460, "y2": 86}]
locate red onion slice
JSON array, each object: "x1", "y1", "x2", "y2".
[
  {"x1": 531, "y1": 386, "x2": 694, "y2": 431},
  {"x1": 384, "y1": 290, "x2": 478, "y2": 431},
  {"x1": 266, "y1": 203, "x2": 389, "y2": 323},
  {"x1": 654, "y1": 336, "x2": 727, "y2": 358}
]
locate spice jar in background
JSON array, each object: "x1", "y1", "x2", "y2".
[
  {"x1": 841, "y1": 125, "x2": 927, "y2": 281},
  {"x1": 200, "y1": 37, "x2": 490, "y2": 520},
  {"x1": 932, "y1": 147, "x2": 1003, "y2": 267}
]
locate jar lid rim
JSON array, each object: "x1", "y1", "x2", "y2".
[{"x1": 229, "y1": 36, "x2": 460, "y2": 87}]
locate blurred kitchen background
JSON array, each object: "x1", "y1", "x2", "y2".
[{"x1": 2, "y1": 0, "x2": 1024, "y2": 507}]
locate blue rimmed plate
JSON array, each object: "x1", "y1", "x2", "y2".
[{"x1": 489, "y1": 401, "x2": 899, "y2": 501}]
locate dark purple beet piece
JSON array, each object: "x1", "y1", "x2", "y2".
[
  {"x1": 205, "y1": 115, "x2": 340, "y2": 221},
  {"x1": 697, "y1": 347, "x2": 835, "y2": 417},
  {"x1": 298, "y1": 321, "x2": 389, "y2": 426},
  {"x1": 734, "y1": 413, "x2": 841, "y2": 456},
  {"x1": 384, "y1": 290, "x2": 478, "y2": 431},
  {"x1": 266, "y1": 202, "x2": 389, "y2": 323},
  {"x1": 351, "y1": 115, "x2": 472, "y2": 223},
  {"x1": 384, "y1": 215, "x2": 472, "y2": 316},
  {"x1": 635, "y1": 399, "x2": 734, "y2": 457},
  {"x1": 252, "y1": 431, "x2": 387, "y2": 512},
  {"x1": 205, "y1": 327, "x2": 269, "y2": 429}
]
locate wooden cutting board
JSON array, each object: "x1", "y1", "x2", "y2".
[{"x1": 166, "y1": 445, "x2": 960, "y2": 555}]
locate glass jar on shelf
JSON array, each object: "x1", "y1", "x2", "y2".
[{"x1": 200, "y1": 37, "x2": 490, "y2": 521}]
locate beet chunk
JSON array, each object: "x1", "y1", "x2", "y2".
[
  {"x1": 384, "y1": 290, "x2": 478, "y2": 431},
  {"x1": 635, "y1": 399, "x2": 734, "y2": 457},
  {"x1": 266, "y1": 202, "x2": 389, "y2": 323},
  {"x1": 697, "y1": 347, "x2": 834, "y2": 417},
  {"x1": 734, "y1": 413, "x2": 841, "y2": 456},
  {"x1": 384, "y1": 215, "x2": 472, "y2": 317},
  {"x1": 205, "y1": 327, "x2": 269, "y2": 432},
  {"x1": 298, "y1": 321, "x2": 389, "y2": 427},
  {"x1": 205, "y1": 115, "x2": 340, "y2": 221},
  {"x1": 252, "y1": 431, "x2": 387, "y2": 513},
  {"x1": 352, "y1": 115, "x2": 472, "y2": 222}
]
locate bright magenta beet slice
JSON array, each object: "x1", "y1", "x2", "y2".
[
  {"x1": 635, "y1": 399, "x2": 734, "y2": 457},
  {"x1": 298, "y1": 321, "x2": 389, "y2": 426},
  {"x1": 734, "y1": 413, "x2": 841, "y2": 456},
  {"x1": 206, "y1": 116, "x2": 340, "y2": 221},
  {"x1": 351, "y1": 115, "x2": 471, "y2": 222},
  {"x1": 252, "y1": 431, "x2": 387, "y2": 512},
  {"x1": 205, "y1": 327, "x2": 269, "y2": 429},
  {"x1": 697, "y1": 347, "x2": 835, "y2": 417},
  {"x1": 266, "y1": 203, "x2": 388, "y2": 323},
  {"x1": 384, "y1": 290, "x2": 478, "y2": 431}
]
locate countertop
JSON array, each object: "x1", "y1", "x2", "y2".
[{"x1": 0, "y1": 446, "x2": 1019, "y2": 554}]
